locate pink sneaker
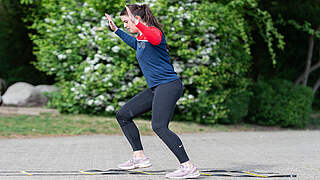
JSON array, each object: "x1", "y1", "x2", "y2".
[
  {"x1": 165, "y1": 164, "x2": 200, "y2": 179},
  {"x1": 117, "y1": 156, "x2": 152, "y2": 170}
]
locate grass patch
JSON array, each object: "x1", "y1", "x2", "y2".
[{"x1": 0, "y1": 113, "x2": 298, "y2": 138}]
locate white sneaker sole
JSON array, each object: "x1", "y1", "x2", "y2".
[
  {"x1": 183, "y1": 171, "x2": 200, "y2": 179},
  {"x1": 166, "y1": 171, "x2": 200, "y2": 179},
  {"x1": 118, "y1": 161, "x2": 152, "y2": 170}
]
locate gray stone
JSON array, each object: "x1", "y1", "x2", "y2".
[
  {"x1": 2, "y1": 82, "x2": 47, "y2": 107},
  {"x1": 35, "y1": 85, "x2": 58, "y2": 103},
  {"x1": 35, "y1": 85, "x2": 58, "y2": 94}
]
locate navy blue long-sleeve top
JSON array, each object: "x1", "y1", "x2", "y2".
[{"x1": 114, "y1": 22, "x2": 179, "y2": 88}]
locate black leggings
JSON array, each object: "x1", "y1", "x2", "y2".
[{"x1": 116, "y1": 79, "x2": 189, "y2": 163}]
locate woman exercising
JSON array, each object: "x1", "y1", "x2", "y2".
[{"x1": 105, "y1": 4, "x2": 200, "y2": 179}]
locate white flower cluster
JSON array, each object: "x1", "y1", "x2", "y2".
[
  {"x1": 51, "y1": 3, "x2": 128, "y2": 111},
  {"x1": 111, "y1": 46, "x2": 120, "y2": 53},
  {"x1": 44, "y1": 18, "x2": 57, "y2": 24},
  {"x1": 176, "y1": 93, "x2": 195, "y2": 106},
  {"x1": 58, "y1": 54, "x2": 67, "y2": 60},
  {"x1": 172, "y1": 61, "x2": 184, "y2": 73},
  {"x1": 105, "y1": 105, "x2": 115, "y2": 112},
  {"x1": 47, "y1": 1, "x2": 116, "y2": 73},
  {"x1": 72, "y1": 81, "x2": 111, "y2": 107},
  {"x1": 52, "y1": 51, "x2": 67, "y2": 61},
  {"x1": 144, "y1": 0, "x2": 157, "y2": 7},
  {"x1": 166, "y1": 1, "x2": 220, "y2": 69}
]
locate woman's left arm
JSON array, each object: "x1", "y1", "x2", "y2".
[{"x1": 135, "y1": 22, "x2": 162, "y2": 45}]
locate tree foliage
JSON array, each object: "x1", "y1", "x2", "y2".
[
  {"x1": 253, "y1": 0, "x2": 320, "y2": 95},
  {"x1": 0, "y1": 0, "x2": 53, "y2": 86}
]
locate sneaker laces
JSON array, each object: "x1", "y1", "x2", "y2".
[
  {"x1": 131, "y1": 156, "x2": 145, "y2": 163},
  {"x1": 126, "y1": 157, "x2": 135, "y2": 164},
  {"x1": 175, "y1": 164, "x2": 189, "y2": 173}
]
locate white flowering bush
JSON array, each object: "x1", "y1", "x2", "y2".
[
  {"x1": 149, "y1": 0, "x2": 283, "y2": 123},
  {"x1": 21, "y1": 0, "x2": 283, "y2": 123}
]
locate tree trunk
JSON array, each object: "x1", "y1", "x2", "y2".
[
  {"x1": 302, "y1": 33, "x2": 314, "y2": 86},
  {"x1": 294, "y1": 25, "x2": 320, "y2": 87},
  {"x1": 313, "y1": 77, "x2": 320, "y2": 93},
  {"x1": 295, "y1": 48, "x2": 320, "y2": 85}
]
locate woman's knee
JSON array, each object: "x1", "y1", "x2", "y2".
[
  {"x1": 152, "y1": 123, "x2": 168, "y2": 135},
  {"x1": 116, "y1": 110, "x2": 131, "y2": 126}
]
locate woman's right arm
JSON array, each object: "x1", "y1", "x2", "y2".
[{"x1": 105, "y1": 13, "x2": 137, "y2": 50}]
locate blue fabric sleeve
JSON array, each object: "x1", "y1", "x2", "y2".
[{"x1": 114, "y1": 29, "x2": 137, "y2": 50}]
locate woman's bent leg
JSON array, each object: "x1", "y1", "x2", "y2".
[
  {"x1": 116, "y1": 88, "x2": 154, "y2": 151},
  {"x1": 152, "y1": 79, "x2": 189, "y2": 163}
]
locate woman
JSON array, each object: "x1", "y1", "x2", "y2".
[{"x1": 105, "y1": 4, "x2": 200, "y2": 179}]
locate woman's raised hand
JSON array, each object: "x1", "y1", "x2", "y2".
[
  {"x1": 126, "y1": 6, "x2": 139, "y2": 25},
  {"x1": 105, "y1": 13, "x2": 118, "y2": 32}
]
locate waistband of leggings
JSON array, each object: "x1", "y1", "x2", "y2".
[{"x1": 151, "y1": 78, "x2": 181, "y2": 91}]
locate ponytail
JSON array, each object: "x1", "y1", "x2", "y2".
[{"x1": 142, "y1": 5, "x2": 161, "y2": 32}]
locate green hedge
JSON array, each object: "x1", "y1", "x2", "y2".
[
  {"x1": 220, "y1": 89, "x2": 252, "y2": 124},
  {"x1": 248, "y1": 79, "x2": 314, "y2": 128},
  {"x1": 21, "y1": 0, "x2": 283, "y2": 124}
]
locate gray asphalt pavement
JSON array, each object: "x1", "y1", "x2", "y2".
[{"x1": 0, "y1": 130, "x2": 319, "y2": 180}]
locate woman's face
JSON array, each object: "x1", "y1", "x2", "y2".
[{"x1": 120, "y1": 15, "x2": 139, "y2": 34}]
